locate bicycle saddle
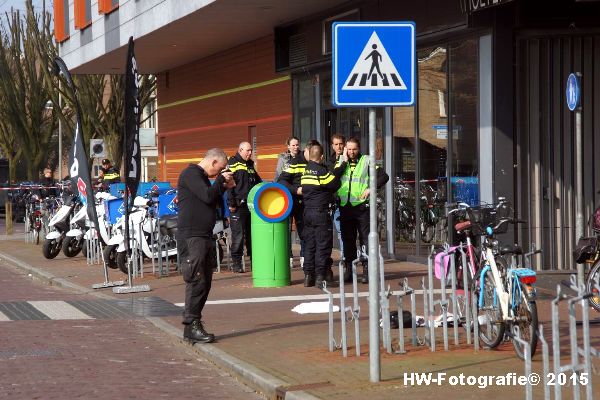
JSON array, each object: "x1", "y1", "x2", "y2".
[{"x1": 499, "y1": 244, "x2": 523, "y2": 255}]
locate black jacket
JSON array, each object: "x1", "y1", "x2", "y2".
[
  {"x1": 326, "y1": 152, "x2": 341, "y2": 173},
  {"x1": 227, "y1": 153, "x2": 262, "y2": 208},
  {"x1": 301, "y1": 160, "x2": 341, "y2": 209},
  {"x1": 277, "y1": 153, "x2": 307, "y2": 200},
  {"x1": 40, "y1": 177, "x2": 57, "y2": 197},
  {"x1": 177, "y1": 164, "x2": 226, "y2": 238}
]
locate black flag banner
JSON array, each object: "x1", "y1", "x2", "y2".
[
  {"x1": 53, "y1": 57, "x2": 99, "y2": 230},
  {"x1": 125, "y1": 36, "x2": 141, "y2": 200},
  {"x1": 124, "y1": 36, "x2": 141, "y2": 256}
]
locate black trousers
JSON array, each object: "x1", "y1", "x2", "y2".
[
  {"x1": 178, "y1": 236, "x2": 216, "y2": 324},
  {"x1": 303, "y1": 208, "x2": 333, "y2": 277},
  {"x1": 230, "y1": 206, "x2": 251, "y2": 262},
  {"x1": 289, "y1": 202, "x2": 305, "y2": 258},
  {"x1": 340, "y1": 203, "x2": 370, "y2": 264}
]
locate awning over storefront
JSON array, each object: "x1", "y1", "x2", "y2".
[{"x1": 60, "y1": 0, "x2": 347, "y2": 74}]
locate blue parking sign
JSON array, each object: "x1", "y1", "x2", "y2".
[{"x1": 333, "y1": 22, "x2": 416, "y2": 107}]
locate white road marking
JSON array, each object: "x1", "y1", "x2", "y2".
[
  {"x1": 174, "y1": 289, "x2": 441, "y2": 307},
  {"x1": 0, "y1": 310, "x2": 10, "y2": 321},
  {"x1": 28, "y1": 301, "x2": 93, "y2": 320}
]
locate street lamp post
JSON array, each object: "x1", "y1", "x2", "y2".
[{"x1": 58, "y1": 91, "x2": 62, "y2": 179}]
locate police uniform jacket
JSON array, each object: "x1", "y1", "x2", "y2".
[
  {"x1": 227, "y1": 152, "x2": 262, "y2": 208},
  {"x1": 301, "y1": 160, "x2": 341, "y2": 209},
  {"x1": 101, "y1": 166, "x2": 121, "y2": 184},
  {"x1": 277, "y1": 152, "x2": 307, "y2": 201},
  {"x1": 336, "y1": 153, "x2": 389, "y2": 207}
]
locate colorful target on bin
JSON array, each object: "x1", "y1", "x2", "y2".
[{"x1": 250, "y1": 182, "x2": 293, "y2": 223}]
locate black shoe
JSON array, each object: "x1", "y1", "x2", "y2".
[
  {"x1": 315, "y1": 274, "x2": 327, "y2": 289},
  {"x1": 304, "y1": 274, "x2": 315, "y2": 287},
  {"x1": 230, "y1": 262, "x2": 243, "y2": 273},
  {"x1": 343, "y1": 263, "x2": 352, "y2": 283},
  {"x1": 361, "y1": 266, "x2": 369, "y2": 284},
  {"x1": 184, "y1": 320, "x2": 215, "y2": 344}
]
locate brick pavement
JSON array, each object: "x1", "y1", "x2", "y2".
[
  {"x1": 0, "y1": 263, "x2": 261, "y2": 399},
  {"x1": 1, "y1": 236, "x2": 600, "y2": 399}
]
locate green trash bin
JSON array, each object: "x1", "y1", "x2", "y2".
[{"x1": 247, "y1": 182, "x2": 293, "y2": 287}]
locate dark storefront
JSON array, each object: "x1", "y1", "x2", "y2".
[{"x1": 275, "y1": 0, "x2": 600, "y2": 269}]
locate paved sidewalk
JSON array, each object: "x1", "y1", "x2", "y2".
[{"x1": 1, "y1": 237, "x2": 599, "y2": 399}]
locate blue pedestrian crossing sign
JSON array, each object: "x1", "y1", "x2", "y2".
[{"x1": 333, "y1": 22, "x2": 415, "y2": 107}]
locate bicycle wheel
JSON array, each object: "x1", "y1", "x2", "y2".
[
  {"x1": 472, "y1": 261, "x2": 506, "y2": 348},
  {"x1": 586, "y1": 260, "x2": 600, "y2": 312},
  {"x1": 512, "y1": 299, "x2": 538, "y2": 360}
]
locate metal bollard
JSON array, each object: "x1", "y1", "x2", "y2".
[
  {"x1": 338, "y1": 260, "x2": 348, "y2": 357},
  {"x1": 150, "y1": 214, "x2": 156, "y2": 274},
  {"x1": 395, "y1": 278, "x2": 416, "y2": 354},
  {"x1": 449, "y1": 252, "x2": 459, "y2": 346},
  {"x1": 538, "y1": 325, "x2": 551, "y2": 400},
  {"x1": 472, "y1": 290, "x2": 479, "y2": 352},
  {"x1": 459, "y1": 245, "x2": 472, "y2": 345},
  {"x1": 322, "y1": 282, "x2": 335, "y2": 352},
  {"x1": 422, "y1": 277, "x2": 432, "y2": 350},
  {"x1": 427, "y1": 251, "x2": 435, "y2": 351},
  {"x1": 352, "y1": 256, "x2": 361, "y2": 356},
  {"x1": 439, "y1": 248, "x2": 449, "y2": 351},
  {"x1": 510, "y1": 326, "x2": 532, "y2": 400},
  {"x1": 379, "y1": 245, "x2": 392, "y2": 353}
]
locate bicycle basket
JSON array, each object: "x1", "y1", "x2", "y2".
[{"x1": 466, "y1": 206, "x2": 497, "y2": 235}]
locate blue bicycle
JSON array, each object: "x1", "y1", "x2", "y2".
[{"x1": 454, "y1": 199, "x2": 539, "y2": 360}]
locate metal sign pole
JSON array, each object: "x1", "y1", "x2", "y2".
[
  {"x1": 575, "y1": 105, "x2": 584, "y2": 287},
  {"x1": 368, "y1": 107, "x2": 381, "y2": 382},
  {"x1": 568, "y1": 72, "x2": 584, "y2": 287},
  {"x1": 333, "y1": 21, "x2": 415, "y2": 383}
]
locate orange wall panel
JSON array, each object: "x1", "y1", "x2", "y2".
[{"x1": 157, "y1": 35, "x2": 292, "y2": 185}]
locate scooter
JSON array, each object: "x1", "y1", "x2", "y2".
[
  {"x1": 62, "y1": 204, "x2": 87, "y2": 257},
  {"x1": 43, "y1": 195, "x2": 79, "y2": 259},
  {"x1": 104, "y1": 196, "x2": 179, "y2": 273}
]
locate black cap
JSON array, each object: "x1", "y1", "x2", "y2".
[{"x1": 102, "y1": 159, "x2": 110, "y2": 165}]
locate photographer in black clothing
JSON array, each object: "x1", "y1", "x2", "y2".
[
  {"x1": 40, "y1": 168, "x2": 57, "y2": 198},
  {"x1": 227, "y1": 142, "x2": 262, "y2": 272},
  {"x1": 177, "y1": 148, "x2": 235, "y2": 344}
]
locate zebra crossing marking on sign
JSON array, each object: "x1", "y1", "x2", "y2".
[
  {"x1": 333, "y1": 22, "x2": 415, "y2": 106},
  {"x1": 342, "y1": 31, "x2": 407, "y2": 90}
]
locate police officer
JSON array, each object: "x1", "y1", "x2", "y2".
[
  {"x1": 227, "y1": 142, "x2": 262, "y2": 273},
  {"x1": 274, "y1": 136, "x2": 300, "y2": 181},
  {"x1": 277, "y1": 137, "x2": 307, "y2": 268},
  {"x1": 99, "y1": 159, "x2": 121, "y2": 184},
  {"x1": 301, "y1": 141, "x2": 341, "y2": 288},
  {"x1": 326, "y1": 134, "x2": 346, "y2": 264},
  {"x1": 336, "y1": 137, "x2": 389, "y2": 283}
]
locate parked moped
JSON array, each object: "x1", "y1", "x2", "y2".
[{"x1": 43, "y1": 195, "x2": 80, "y2": 259}]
